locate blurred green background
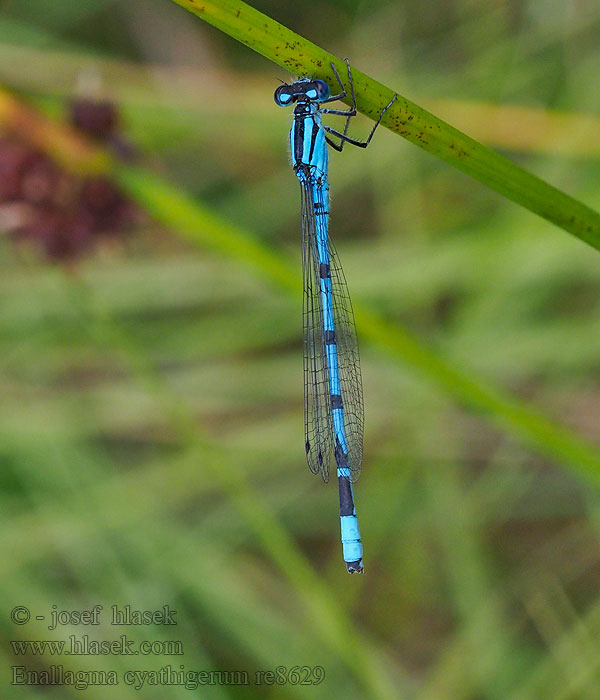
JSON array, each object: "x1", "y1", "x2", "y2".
[{"x1": 2, "y1": 1, "x2": 600, "y2": 698}]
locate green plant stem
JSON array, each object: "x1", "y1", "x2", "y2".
[{"x1": 168, "y1": 0, "x2": 600, "y2": 251}]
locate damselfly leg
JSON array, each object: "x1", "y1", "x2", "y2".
[{"x1": 323, "y1": 59, "x2": 397, "y2": 152}]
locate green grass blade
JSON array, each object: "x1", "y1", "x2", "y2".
[{"x1": 168, "y1": 0, "x2": 600, "y2": 251}]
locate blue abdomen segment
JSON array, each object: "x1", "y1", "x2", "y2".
[
  {"x1": 311, "y1": 181, "x2": 362, "y2": 570},
  {"x1": 296, "y1": 126, "x2": 362, "y2": 571},
  {"x1": 339, "y1": 474, "x2": 363, "y2": 570},
  {"x1": 293, "y1": 104, "x2": 363, "y2": 573}
]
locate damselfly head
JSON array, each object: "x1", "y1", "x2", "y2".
[{"x1": 274, "y1": 79, "x2": 330, "y2": 106}]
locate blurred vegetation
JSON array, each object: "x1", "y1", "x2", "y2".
[{"x1": 1, "y1": 1, "x2": 600, "y2": 699}]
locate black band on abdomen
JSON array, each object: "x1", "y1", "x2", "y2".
[
  {"x1": 331, "y1": 394, "x2": 343, "y2": 409},
  {"x1": 338, "y1": 474, "x2": 354, "y2": 516}
]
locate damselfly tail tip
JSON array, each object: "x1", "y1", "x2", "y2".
[{"x1": 346, "y1": 560, "x2": 364, "y2": 574}]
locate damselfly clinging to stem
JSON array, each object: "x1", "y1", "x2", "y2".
[{"x1": 275, "y1": 60, "x2": 397, "y2": 573}]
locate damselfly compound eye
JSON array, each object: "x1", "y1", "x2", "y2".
[
  {"x1": 274, "y1": 86, "x2": 293, "y2": 106},
  {"x1": 315, "y1": 80, "x2": 330, "y2": 100}
]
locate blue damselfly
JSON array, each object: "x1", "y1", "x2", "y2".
[{"x1": 275, "y1": 60, "x2": 396, "y2": 573}]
